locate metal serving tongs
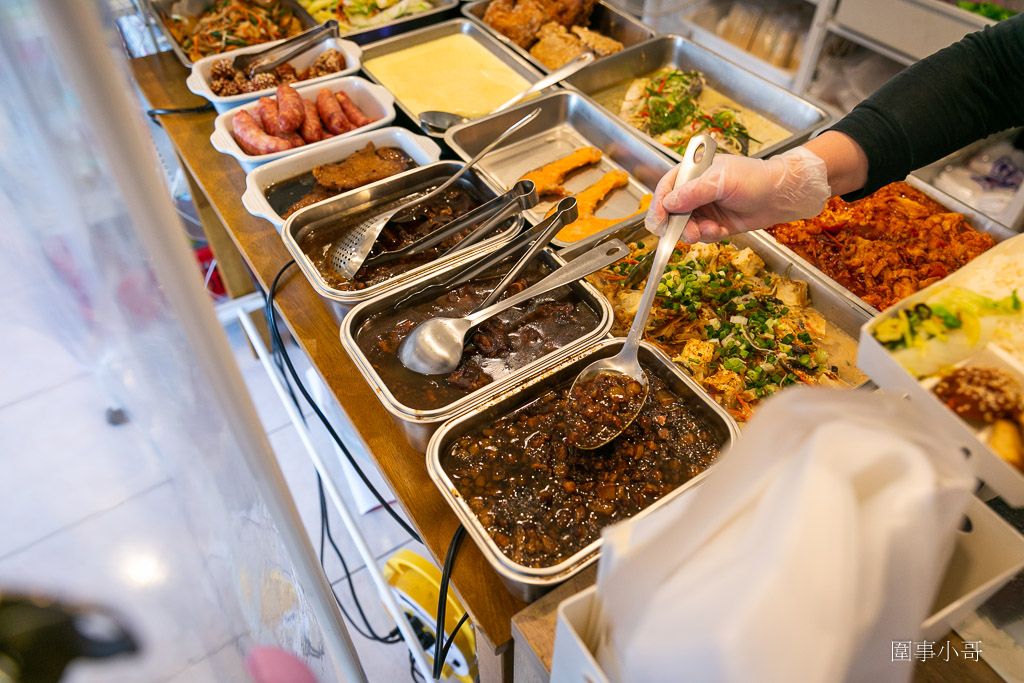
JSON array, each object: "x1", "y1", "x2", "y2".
[
  {"x1": 231, "y1": 20, "x2": 339, "y2": 77},
  {"x1": 392, "y1": 197, "x2": 579, "y2": 310},
  {"x1": 356, "y1": 180, "x2": 539, "y2": 272},
  {"x1": 329, "y1": 108, "x2": 541, "y2": 280}
]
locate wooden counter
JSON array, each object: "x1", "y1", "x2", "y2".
[{"x1": 129, "y1": 51, "x2": 526, "y2": 680}]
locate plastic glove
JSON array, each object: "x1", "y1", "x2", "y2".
[{"x1": 644, "y1": 146, "x2": 831, "y2": 243}]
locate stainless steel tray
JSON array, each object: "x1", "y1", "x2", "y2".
[
  {"x1": 143, "y1": 0, "x2": 318, "y2": 68},
  {"x1": 359, "y1": 19, "x2": 550, "y2": 138},
  {"x1": 461, "y1": 0, "x2": 656, "y2": 74},
  {"x1": 427, "y1": 338, "x2": 740, "y2": 601},
  {"x1": 281, "y1": 160, "x2": 524, "y2": 318},
  {"x1": 340, "y1": 249, "x2": 613, "y2": 451},
  {"x1": 445, "y1": 91, "x2": 675, "y2": 246},
  {"x1": 333, "y1": 0, "x2": 461, "y2": 45},
  {"x1": 562, "y1": 35, "x2": 831, "y2": 161},
  {"x1": 762, "y1": 175, "x2": 1019, "y2": 317}
]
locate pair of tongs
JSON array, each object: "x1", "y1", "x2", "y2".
[
  {"x1": 231, "y1": 20, "x2": 339, "y2": 77},
  {"x1": 394, "y1": 196, "x2": 579, "y2": 309},
  {"x1": 358, "y1": 180, "x2": 539, "y2": 272}
]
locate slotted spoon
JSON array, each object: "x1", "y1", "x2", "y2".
[{"x1": 329, "y1": 108, "x2": 541, "y2": 279}]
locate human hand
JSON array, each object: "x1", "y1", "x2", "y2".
[{"x1": 644, "y1": 146, "x2": 831, "y2": 243}]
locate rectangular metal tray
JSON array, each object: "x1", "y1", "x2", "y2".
[
  {"x1": 143, "y1": 0, "x2": 318, "y2": 68},
  {"x1": 762, "y1": 175, "x2": 1020, "y2": 319},
  {"x1": 461, "y1": 0, "x2": 657, "y2": 74},
  {"x1": 427, "y1": 338, "x2": 740, "y2": 601},
  {"x1": 281, "y1": 160, "x2": 524, "y2": 318},
  {"x1": 445, "y1": 91, "x2": 675, "y2": 246},
  {"x1": 332, "y1": 0, "x2": 461, "y2": 46},
  {"x1": 359, "y1": 19, "x2": 550, "y2": 137},
  {"x1": 339, "y1": 249, "x2": 614, "y2": 452},
  {"x1": 562, "y1": 34, "x2": 831, "y2": 162}
]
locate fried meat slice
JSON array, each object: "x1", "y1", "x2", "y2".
[{"x1": 518, "y1": 146, "x2": 602, "y2": 196}]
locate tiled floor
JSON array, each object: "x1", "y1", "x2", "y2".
[{"x1": 0, "y1": 245, "x2": 432, "y2": 681}]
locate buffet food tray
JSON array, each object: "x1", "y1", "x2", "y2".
[
  {"x1": 340, "y1": 249, "x2": 614, "y2": 452},
  {"x1": 186, "y1": 36, "x2": 363, "y2": 112},
  {"x1": 858, "y1": 234, "x2": 1024, "y2": 506},
  {"x1": 209, "y1": 75, "x2": 396, "y2": 171},
  {"x1": 329, "y1": 0, "x2": 461, "y2": 46},
  {"x1": 143, "y1": 0, "x2": 319, "y2": 68},
  {"x1": 445, "y1": 91, "x2": 673, "y2": 246},
  {"x1": 358, "y1": 19, "x2": 549, "y2": 138},
  {"x1": 460, "y1": 0, "x2": 656, "y2": 74},
  {"x1": 281, "y1": 160, "x2": 524, "y2": 319},
  {"x1": 562, "y1": 35, "x2": 831, "y2": 162},
  {"x1": 242, "y1": 126, "x2": 442, "y2": 228},
  {"x1": 426, "y1": 338, "x2": 740, "y2": 600},
  {"x1": 763, "y1": 175, "x2": 1020, "y2": 320}
]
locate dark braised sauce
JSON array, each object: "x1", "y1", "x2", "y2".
[
  {"x1": 302, "y1": 185, "x2": 485, "y2": 290},
  {"x1": 566, "y1": 372, "x2": 646, "y2": 448},
  {"x1": 355, "y1": 260, "x2": 601, "y2": 410},
  {"x1": 443, "y1": 366, "x2": 720, "y2": 568},
  {"x1": 271, "y1": 143, "x2": 415, "y2": 219}
]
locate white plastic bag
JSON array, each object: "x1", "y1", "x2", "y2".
[{"x1": 592, "y1": 388, "x2": 975, "y2": 683}]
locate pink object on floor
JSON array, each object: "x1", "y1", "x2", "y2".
[{"x1": 244, "y1": 646, "x2": 318, "y2": 683}]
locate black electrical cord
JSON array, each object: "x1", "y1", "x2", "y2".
[
  {"x1": 146, "y1": 103, "x2": 214, "y2": 124},
  {"x1": 433, "y1": 525, "x2": 466, "y2": 679},
  {"x1": 266, "y1": 260, "x2": 421, "y2": 544}
]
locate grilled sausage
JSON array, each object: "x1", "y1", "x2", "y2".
[
  {"x1": 275, "y1": 83, "x2": 304, "y2": 132},
  {"x1": 335, "y1": 90, "x2": 371, "y2": 128},
  {"x1": 256, "y1": 97, "x2": 288, "y2": 136},
  {"x1": 299, "y1": 98, "x2": 325, "y2": 143},
  {"x1": 232, "y1": 110, "x2": 291, "y2": 156},
  {"x1": 316, "y1": 87, "x2": 352, "y2": 135}
]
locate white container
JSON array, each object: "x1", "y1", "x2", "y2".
[
  {"x1": 551, "y1": 496, "x2": 1024, "y2": 682},
  {"x1": 857, "y1": 234, "x2": 1024, "y2": 506},
  {"x1": 186, "y1": 37, "x2": 363, "y2": 112},
  {"x1": 210, "y1": 75, "x2": 396, "y2": 172},
  {"x1": 242, "y1": 127, "x2": 442, "y2": 228}
]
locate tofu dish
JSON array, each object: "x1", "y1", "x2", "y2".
[{"x1": 588, "y1": 239, "x2": 864, "y2": 420}]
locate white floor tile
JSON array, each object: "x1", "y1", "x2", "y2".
[
  {"x1": 0, "y1": 285, "x2": 88, "y2": 407},
  {"x1": 0, "y1": 375, "x2": 168, "y2": 558},
  {"x1": 164, "y1": 638, "x2": 248, "y2": 683},
  {"x1": 268, "y1": 424, "x2": 414, "y2": 585},
  {"x1": 0, "y1": 484, "x2": 237, "y2": 683}
]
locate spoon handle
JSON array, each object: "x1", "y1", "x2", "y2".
[
  {"x1": 466, "y1": 239, "x2": 629, "y2": 326},
  {"x1": 620, "y1": 136, "x2": 716, "y2": 360},
  {"x1": 492, "y1": 52, "x2": 594, "y2": 114},
  {"x1": 475, "y1": 196, "x2": 578, "y2": 311}
]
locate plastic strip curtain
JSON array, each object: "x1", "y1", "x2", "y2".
[{"x1": 0, "y1": 1, "x2": 364, "y2": 680}]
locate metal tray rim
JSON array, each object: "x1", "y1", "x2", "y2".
[
  {"x1": 426, "y1": 337, "x2": 740, "y2": 581},
  {"x1": 281, "y1": 160, "x2": 523, "y2": 305},
  {"x1": 460, "y1": 0, "x2": 658, "y2": 75},
  {"x1": 335, "y1": 0, "x2": 460, "y2": 44},
  {"x1": 338, "y1": 249, "x2": 615, "y2": 422}
]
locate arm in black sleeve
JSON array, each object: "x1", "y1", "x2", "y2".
[{"x1": 829, "y1": 12, "x2": 1024, "y2": 200}]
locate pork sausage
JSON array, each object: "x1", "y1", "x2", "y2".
[
  {"x1": 256, "y1": 97, "x2": 288, "y2": 137},
  {"x1": 275, "y1": 83, "x2": 304, "y2": 132},
  {"x1": 335, "y1": 90, "x2": 371, "y2": 128},
  {"x1": 232, "y1": 110, "x2": 292, "y2": 156},
  {"x1": 299, "y1": 98, "x2": 325, "y2": 143},
  {"x1": 316, "y1": 87, "x2": 352, "y2": 135}
]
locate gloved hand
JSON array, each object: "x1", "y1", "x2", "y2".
[{"x1": 644, "y1": 146, "x2": 832, "y2": 243}]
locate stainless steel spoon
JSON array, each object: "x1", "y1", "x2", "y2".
[
  {"x1": 397, "y1": 238, "x2": 630, "y2": 376},
  {"x1": 418, "y1": 52, "x2": 594, "y2": 134},
  {"x1": 566, "y1": 135, "x2": 717, "y2": 449}
]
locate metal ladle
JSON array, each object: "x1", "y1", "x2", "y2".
[
  {"x1": 397, "y1": 239, "x2": 629, "y2": 376},
  {"x1": 566, "y1": 135, "x2": 717, "y2": 450},
  {"x1": 418, "y1": 52, "x2": 594, "y2": 135}
]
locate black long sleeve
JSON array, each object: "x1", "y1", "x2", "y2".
[{"x1": 829, "y1": 12, "x2": 1024, "y2": 201}]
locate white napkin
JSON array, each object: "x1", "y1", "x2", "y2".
[{"x1": 592, "y1": 388, "x2": 975, "y2": 683}]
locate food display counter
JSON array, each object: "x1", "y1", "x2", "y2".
[{"x1": 129, "y1": 4, "x2": 1024, "y2": 680}]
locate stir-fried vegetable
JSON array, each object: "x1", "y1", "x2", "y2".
[
  {"x1": 166, "y1": 0, "x2": 303, "y2": 62},
  {"x1": 299, "y1": 0, "x2": 433, "y2": 29}
]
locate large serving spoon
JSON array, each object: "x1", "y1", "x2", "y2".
[
  {"x1": 397, "y1": 239, "x2": 630, "y2": 376},
  {"x1": 566, "y1": 135, "x2": 717, "y2": 450},
  {"x1": 418, "y1": 52, "x2": 594, "y2": 135},
  {"x1": 328, "y1": 108, "x2": 541, "y2": 280}
]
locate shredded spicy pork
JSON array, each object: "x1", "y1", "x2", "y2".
[{"x1": 766, "y1": 182, "x2": 995, "y2": 311}]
